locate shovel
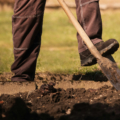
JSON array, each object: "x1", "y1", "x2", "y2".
[{"x1": 58, "y1": 0, "x2": 120, "y2": 90}]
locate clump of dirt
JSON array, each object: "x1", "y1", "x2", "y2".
[{"x1": 0, "y1": 85, "x2": 120, "y2": 120}]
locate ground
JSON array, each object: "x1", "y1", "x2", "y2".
[
  {"x1": 0, "y1": 73, "x2": 120, "y2": 120},
  {"x1": 0, "y1": 84, "x2": 120, "y2": 120}
]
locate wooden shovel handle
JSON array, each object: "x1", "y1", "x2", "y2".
[{"x1": 58, "y1": 0, "x2": 102, "y2": 59}]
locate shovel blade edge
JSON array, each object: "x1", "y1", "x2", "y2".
[{"x1": 98, "y1": 57, "x2": 120, "y2": 90}]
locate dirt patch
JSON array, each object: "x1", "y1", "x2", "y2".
[
  {"x1": 0, "y1": 73, "x2": 119, "y2": 119},
  {"x1": 0, "y1": 72, "x2": 112, "y2": 95},
  {"x1": 0, "y1": 85, "x2": 120, "y2": 120},
  {"x1": 0, "y1": 72, "x2": 107, "y2": 82}
]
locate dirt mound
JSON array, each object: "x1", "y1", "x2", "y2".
[{"x1": 0, "y1": 85, "x2": 120, "y2": 120}]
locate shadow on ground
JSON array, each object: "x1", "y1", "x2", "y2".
[
  {"x1": 72, "y1": 70, "x2": 107, "y2": 82},
  {"x1": 0, "y1": 97, "x2": 120, "y2": 120},
  {"x1": 33, "y1": 71, "x2": 108, "y2": 82},
  {"x1": 0, "y1": 98, "x2": 54, "y2": 120}
]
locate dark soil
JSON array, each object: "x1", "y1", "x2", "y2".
[
  {"x1": 0, "y1": 85, "x2": 120, "y2": 120},
  {"x1": 0, "y1": 72, "x2": 107, "y2": 82}
]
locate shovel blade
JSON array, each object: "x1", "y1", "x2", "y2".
[{"x1": 98, "y1": 57, "x2": 120, "y2": 90}]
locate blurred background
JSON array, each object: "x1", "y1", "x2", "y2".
[
  {"x1": 0, "y1": 0, "x2": 120, "y2": 75},
  {"x1": 0, "y1": 0, "x2": 120, "y2": 10}
]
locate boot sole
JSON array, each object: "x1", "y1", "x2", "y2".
[{"x1": 81, "y1": 41, "x2": 119, "y2": 66}]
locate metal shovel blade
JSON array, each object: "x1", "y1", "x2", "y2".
[{"x1": 98, "y1": 57, "x2": 120, "y2": 90}]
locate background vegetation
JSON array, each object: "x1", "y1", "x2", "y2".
[{"x1": 0, "y1": 9, "x2": 120, "y2": 74}]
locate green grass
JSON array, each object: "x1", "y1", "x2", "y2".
[{"x1": 0, "y1": 10, "x2": 120, "y2": 74}]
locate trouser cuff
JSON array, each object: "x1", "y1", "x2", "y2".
[{"x1": 78, "y1": 38, "x2": 103, "y2": 53}]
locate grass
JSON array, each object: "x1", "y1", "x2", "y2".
[{"x1": 0, "y1": 9, "x2": 120, "y2": 74}]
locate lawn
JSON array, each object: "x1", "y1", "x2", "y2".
[{"x1": 0, "y1": 9, "x2": 120, "y2": 74}]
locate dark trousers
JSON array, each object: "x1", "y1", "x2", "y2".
[
  {"x1": 11, "y1": 0, "x2": 46, "y2": 81},
  {"x1": 75, "y1": 0, "x2": 103, "y2": 53},
  {"x1": 11, "y1": 0, "x2": 103, "y2": 81}
]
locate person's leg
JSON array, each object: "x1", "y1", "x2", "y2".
[
  {"x1": 11, "y1": 0, "x2": 46, "y2": 81},
  {"x1": 75, "y1": 0, "x2": 103, "y2": 52},
  {"x1": 75, "y1": 0, "x2": 119, "y2": 66}
]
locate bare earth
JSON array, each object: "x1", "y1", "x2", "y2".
[
  {"x1": 0, "y1": 83, "x2": 120, "y2": 120},
  {"x1": 0, "y1": 72, "x2": 111, "y2": 94},
  {"x1": 1, "y1": 72, "x2": 120, "y2": 120}
]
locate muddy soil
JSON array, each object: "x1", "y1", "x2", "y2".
[{"x1": 0, "y1": 85, "x2": 120, "y2": 120}]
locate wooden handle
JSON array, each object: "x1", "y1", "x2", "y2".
[{"x1": 58, "y1": 0, "x2": 102, "y2": 59}]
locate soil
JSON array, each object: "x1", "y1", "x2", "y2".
[
  {"x1": 0, "y1": 73, "x2": 120, "y2": 120},
  {"x1": 0, "y1": 72, "x2": 107, "y2": 82},
  {"x1": 0, "y1": 83, "x2": 120, "y2": 120},
  {"x1": 0, "y1": 72, "x2": 112, "y2": 95}
]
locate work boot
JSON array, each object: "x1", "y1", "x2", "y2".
[{"x1": 80, "y1": 39, "x2": 119, "y2": 66}]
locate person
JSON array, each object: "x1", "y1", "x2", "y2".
[{"x1": 11, "y1": 0, "x2": 119, "y2": 81}]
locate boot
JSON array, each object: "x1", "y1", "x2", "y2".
[{"x1": 80, "y1": 39, "x2": 119, "y2": 66}]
